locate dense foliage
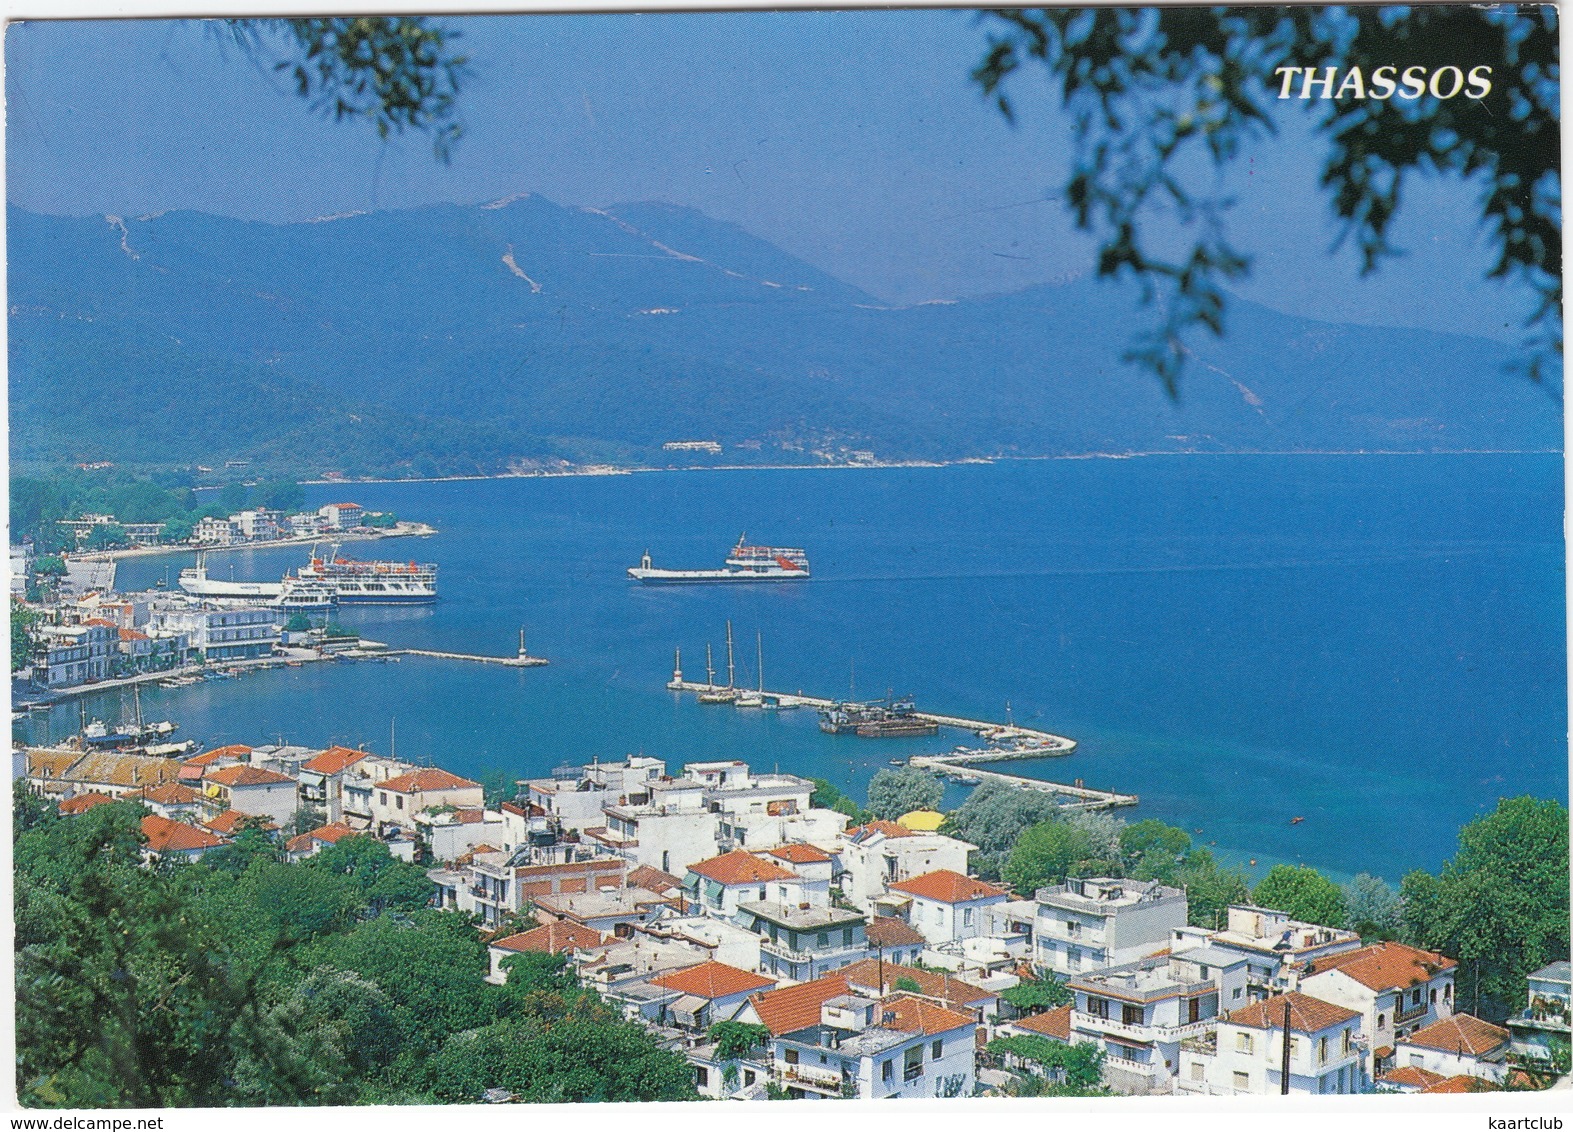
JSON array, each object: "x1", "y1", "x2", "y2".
[
  {"x1": 1399, "y1": 796, "x2": 1569, "y2": 1021},
  {"x1": 14, "y1": 799, "x2": 698, "y2": 1107},
  {"x1": 987, "y1": 1034, "x2": 1106, "y2": 1093},
  {"x1": 1251, "y1": 864, "x2": 1349, "y2": 929},
  {"x1": 999, "y1": 976, "x2": 1072, "y2": 1013},
  {"x1": 866, "y1": 767, "x2": 944, "y2": 821},
  {"x1": 975, "y1": 6, "x2": 1560, "y2": 388},
  {"x1": 940, "y1": 781, "x2": 1063, "y2": 879},
  {"x1": 811, "y1": 778, "x2": 872, "y2": 826}
]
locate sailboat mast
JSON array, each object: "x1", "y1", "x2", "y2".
[
  {"x1": 725, "y1": 620, "x2": 735, "y2": 689},
  {"x1": 706, "y1": 643, "x2": 715, "y2": 687},
  {"x1": 757, "y1": 631, "x2": 764, "y2": 694}
]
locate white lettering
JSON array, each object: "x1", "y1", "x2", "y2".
[
  {"x1": 1274, "y1": 66, "x2": 1302, "y2": 98},
  {"x1": 1399, "y1": 66, "x2": 1427, "y2": 99},
  {"x1": 1466, "y1": 65, "x2": 1493, "y2": 98},
  {"x1": 1335, "y1": 67, "x2": 1367, "y2": 99},
  {"x1": 1429, "y1": 66, "x2": 1464, "y2": 98},
  {"x1": 1300, "y1": 66, "x2": 1340, "y2": 99},
  {"x1": 1370, "y1": 66, "x2": 1398, "y2": 99}
]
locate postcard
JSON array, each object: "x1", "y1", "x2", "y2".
[{"x1": 6, "y1": 0, "x2": 1567, "y2": 1123}]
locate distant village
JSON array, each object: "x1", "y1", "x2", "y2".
[
  {"x1": 19, "y1": 738, "x2": 1571, "y2": 1100},
  {"x1": 10, "y1": 502, "x2": 410, "y2": 694}
]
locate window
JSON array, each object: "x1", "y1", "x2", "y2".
[
  {"x1": 784, "y1": 1049, "x2": 799, "y2": 1065},
  {"x1": 758, "y1": 887, "x2": 766, "y2": 901},
  {"x1": 1067, "y1": 946, "x2": 1083, "y2": 969},
  {"x1": 1342, "y1": 1029, "x2": 1353, "y2": 1055},
  {"x1": 842, "y1": 927, "x2": 853, "y2": 946},
  {"x1": 931, "y1": 1039, "x2": 943, "y2": 1059},
  {"x1": 396, "y1": 796, "x2": 403, "y2": 810},
  {"x1": 379, "y1": 792, "x2": 387, "y2": 805},
  {"x1": 1232, "y1": 988, "x2": 1243, "y2": 1001},
  {"x1": 743, "y1": 1070, "x2": 756, "y2": 1086},
  {"x1": 1122, "y1": 1004, "x2": 1143, "y2": 1026},
  {"x1": 1190, "y1": 1062, "x2": 1205, "y2": 1081},
  {"x1": 1429, "y1": 988, "x2": 1437, "y2": 1005},
  {"x1": 1445, "y1": 984, "x2": 1453, "y2": 1002},
  {"x1": 963, "y1": 907, "x2": 974, "y2": 927},
  {"x1": 882, "y1": 1060, "x2": 894, "y2": 1083},
  {"x1": 1233, "y1": 1071, "x2": 1250, "y2": 1092},
  {"x1": 1377, "y1": 1014, "x2": 1386, "y2": 1029},
  {"x1": 1236, "y1": 1033, "x2": 1254, "y2": 1055},
  {"x1": 818, "y1": 932, "x2": 829, "y2": 947},
  {"x1": 903, "y1": 1046, "x2": 923, "y2": 1081},
  {"x1": 695, "y1": 1067, "x2": 709, "y2": 1088},
  {"x1": 1318, "y1": 1036, "x2": 1329, "y2": 1063},
  {"x1": 1411, "y1": 989, "x2": 1422, "y2": 1007},
  {"x1": 1086, "y1": 997, "x2": 1109, "y2": 1019}
]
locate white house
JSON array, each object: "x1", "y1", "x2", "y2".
[
  {"x1": 734, "y1": 901, "x2": 873, "y2": 982},
  {"x1": 594, "y1": 775, "x2": 719, "y2": 876},
  {"x1": 1171, "y1": 903, "x2": 1363, "y2": 999},
  {"x1": 886, "y1": 869, "x2": 1010, "y2": 946},
  {"x1": 1034, "y1": 876, "x2": 1188, "y2": 977},
  {"x1": 837, "y1": 820, "x2": 974, "y2": 914},
  {"x1": 1505, "y1": 960, "x2": 1570, "y2": 1066},
  {"x1": 368, "y1": 767, "x2": 484, "y2": 833},
  {"x1": 1299, "y1": 940, "x2": 1457, "y2": 1078},
  {"x1": 1068, "y1": 946, "x2": 1249, "y2": 1094},
  {"x1": 686, "y1": 849, "x2": 812, "y2": 918},
  {"x1": 1179, "y1": 991, "x2": 1366, "y2": 1096},
  {"x1": 1389, "y1": 1014, "x2": 1511, "y2": 1085},
  {"x1": 202, "y1": 763, "x2": 298, "y2": 825}
]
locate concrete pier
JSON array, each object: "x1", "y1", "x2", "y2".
[
  {"x1": 396, "y1": 648, "x2": 547, "y2": 668},
  {"x1": 667, "y1": 678, "x2": 1135, "y2": 811}
]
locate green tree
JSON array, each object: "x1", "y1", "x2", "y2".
[
  {"x1": 974, "y1": 7, "x2": 1560, "y2": 389},
  {"x1": 987, "y1": 1034, "x2": 1105, "y2": 1091},
  {"x1": 707, "y1": 1020, "x2": 770, "y2": 1061},
  {"x1": 1175, "y1": 849, "x2": 1252, "y2": 931},
  {"x1": 940, "y1": 779, "x2": 1062, "y2": 878},
  {"x1": 477, "y1": 767, "x2": 519, "y2": 809},
  {"x1": 284, "y1": 612, "x2": 313, "y2": 633},
  {"x1": 1251, "y1": 864, "x2": 1348, "y2": 928},
  {"x1": 894, "y1": 975, "x2": 924, "y2": 993},
  {"x1": 34, "y1": 555, "x2": 67, "y2": 577},
  {"x1": 866, "y1": 766, "x2": 944, "y2": 821},
  {"x1": 309, "y1": 835, "x2": 433, "y2": 914},
  {"x1": 221, "y1": 18, "x2": 469, "y2": 161},
  {"x1": 160, "y1": 516, "x2": 194, "y2": 544},
  {"x1": 1399, "y1": 797, "x2": 1569, "y2": 1020},
  {"x1": 1002, "y1": 817, "x2": 1119, "y2": 894},
  {"x1": 1119, "y1": 819, "x2": 1191, "y2": 882},
  {"x1": 201, "y1": 822, "x2": 282, "y2": 876},
  {"x1": 1000, "y1": 975, "x2": 1072, "y2": 1013},
  {"x1": 811, "y1": 777, "x2": 873, "y2": 825},
  {"x1": 11, "y1": 598, "x2": 40, "y2": 672},
  {"x1": 1343, "y1": 872, "x2": 1402, "y2": 940}
]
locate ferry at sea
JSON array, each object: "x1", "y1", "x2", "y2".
[
  {"x1": 179, "y1": 544, "x2": 438, "y2": 606},
  {"x1": 628, "y1": 535, "x2": 809, "y2": 583}
]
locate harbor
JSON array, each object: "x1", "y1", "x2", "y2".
[{"x1": 666, "y1": 665, "x2": 1137, "y2": 813}]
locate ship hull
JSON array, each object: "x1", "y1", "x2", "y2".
[{"x1": 628, "y1": 568, "x2": 808, "y2": 583}]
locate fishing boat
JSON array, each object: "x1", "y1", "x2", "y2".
[{"x1": 628, "y1": 534, "x2": 809, "y2": 583}]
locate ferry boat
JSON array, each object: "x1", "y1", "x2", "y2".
[
  {"x1": 296, "y1": 546, "x2": 438, "y2": 604},
  {"x1": 628, "y1": 535, "x2": 809, "y2": 583},
  {"x1": 179, "y1": 553, "x2": 284, "y2": 600}
]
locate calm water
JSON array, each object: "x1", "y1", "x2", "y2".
[{"x1": 32, "y1": 454, "x2": 1566, "y2": 883}]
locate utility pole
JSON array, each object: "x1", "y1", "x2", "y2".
[{"x1": 1280, "y1": 998, "x2": 1292, "y2": 1095}]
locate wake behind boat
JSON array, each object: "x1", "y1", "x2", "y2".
[{"x1": 628, "y1": 534, "x2": 809, "y2": 583}]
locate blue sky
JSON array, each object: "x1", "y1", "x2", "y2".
[{"x1": 4, "y1": 10, "x2": 1539, "y2": 336}]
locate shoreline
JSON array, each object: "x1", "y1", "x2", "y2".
[
  {"x1": 295, "y1": 447, "x2": 1561, "y2": 487},
  {"x1": 69, "y1": 521, "x2": 439, "y2": 564}
]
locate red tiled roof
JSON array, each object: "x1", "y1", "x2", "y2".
[
  {"x1": 205, "y1": 764, "x2": 295, "y2": 787},
  {"x1": 887, "y1": 869, "x2": 1007, "y2": 904},
  {"x1": 881, "y1": 995, "x2": 977, "y2": 1037},
  {"x1": 749, "y1": 973, "x2": 852, "y2": 1036},
  {"x1": 652, "y1": 961, "x2": 778, "y2": 1000},
  {"x1": 848, "y1": 820, "x2": 912, "y2": 841},
  {"x1": 83, "y1": 618, "x2": 117, "y2": 627},
  {"x1": 627, "y1": 864, "x2": 684, "y2": 894},
  {"x1": 301, "y1": 745, "x2": 368, "y2": 775},
  {"x1": 1307, "y1": 941, "x2": 1457, "y2": 991},
  {"x1": 1423, "y1": 1075, "x2": 1499, "y2": 1094},
  {"x1": 1228, "y1": 991, "x2": 1360, "y2": 1034},
  {"x1": 118, "y1": 629, "x2": 149, "y2": 641},
  {"x1": 766, "y1": 843, "x2": 833, "y2": 864},
  {"x1": 141, "y1": 813, "x2": 226, "y2": 853},
  {"x1": 841, "y1": 959, "x2": 994, "y2": 1010},
  {"x1": 58, "y1": 791, "x2": 116, "y2": 815},
  {"x1": 1403, "y1": 1014, "x2": 1509, "y2": 1057},
  {"x1": 138, "y1": 782, "x2": 203, "y2": 805},
  {"x1": 492, "y1": 921, "x2": 607, "y2": 955},
  {"x1": 867, "y1": 915, "x2": 927, "y2": 948},
  {"x1": 379, "y1": 768, "x2": 481, "y2": 793},
  {"x1": 688, "y1": 849, "x2": 798, "y2": 886},
  {"x1": 306, "y1": 821, "x2": 358, "y2": 845},
  {"x1": 1380, "y1": 1066, "x2": 1447, "y2": 1090},
  {"x1": 203, "y1": 810, "x2": 279, "y2": 836},
  {"x1": 1010, "y1": 1004, "x2": 1074, "y2": 1041},
  {"x1": 284, "y1": 832, "x2": 316, "y2": 855},
  {"x1": 187, "y1": 745, "x2": 252, "y2": 767}
]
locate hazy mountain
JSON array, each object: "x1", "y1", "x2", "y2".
[{"x1": 7, "y1": 198, "x2": 1560, "y2": 478}]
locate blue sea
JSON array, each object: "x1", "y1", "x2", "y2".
[{"x1": 28, "y1": 453, "x2": 1566, "y2": 884}]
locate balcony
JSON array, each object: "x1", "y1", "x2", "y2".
[
  {"x1": 1394, "y1": 1002, "x2": 1431, "y2": 1024},
  {"x1": 903, "y1": 1065, "x2": 923, "y2": 1083},
  {"x1": 776, "y1": 1063, "x2": 845, "y2": 1094},
  {"x1": 1074, "y1": 1012, "x2": 1153, "y2": 1042},
  {"x1": 1102, "y1": 1054, "x2": 1157, "y2": 1076}
]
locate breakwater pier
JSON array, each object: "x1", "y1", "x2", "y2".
[
  {"x1": 666, "y1": 671, "x2": 1136, "y2": 812},
  {"x1": 393, "y1": 648, "x2": 547, "y2": 668}
]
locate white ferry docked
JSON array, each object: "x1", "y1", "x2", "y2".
[
  {"x1": 297, "y1": 546, "x2": 438, "y2": 604},
  {"x1": 628, "y1": 535, "x2": 810, "y2": 583}
]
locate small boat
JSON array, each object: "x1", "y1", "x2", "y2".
[
  {"x1": 888, "y1": 758, "x2": 907, "y2": 767},
  {"x1": 1290, "y1": 816, "x2": 1305, "y2": 825}
]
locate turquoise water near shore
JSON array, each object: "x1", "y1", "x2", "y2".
[{"x1": 29, "y1": 453, "x2": 1566, "y2": 883}]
